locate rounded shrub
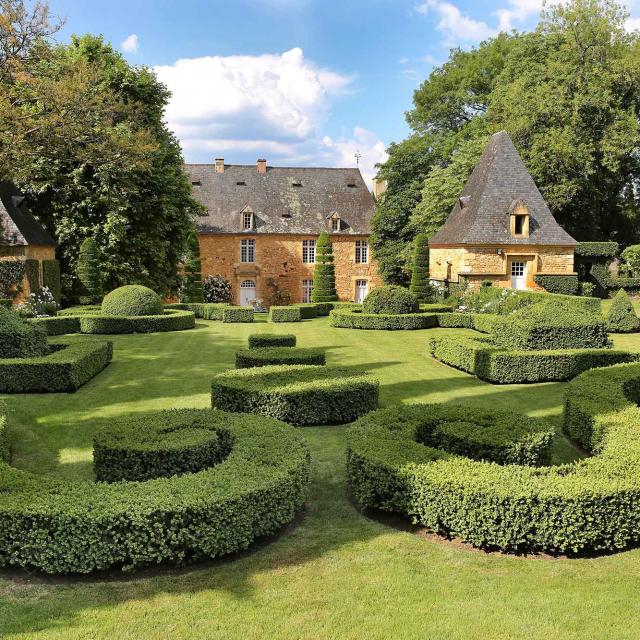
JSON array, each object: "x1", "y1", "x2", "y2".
[
  {"x1": 101, "y1": 285, "x2": 163, "y2": 317},
  {"x1": 212, "y1": 365, "x2": 379, "y2": 426},
  {"x1": 0, "y1": 306, "x2": 48, "y2": 359},
  {"x1": 348, "y1": 363, "x2": 640, "y2": 554},
  {"x1": 0, "y1": 408, "x2": 310, "y2": 574},
  {"x1": 362, "y1": 285, "x2": 419, "y2": 315}
]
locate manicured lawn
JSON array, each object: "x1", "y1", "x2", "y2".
[{"x1": 2, "y1": 316, "x2": 640, "y2": 639}]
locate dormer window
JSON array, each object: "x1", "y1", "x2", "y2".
[
  {"x1": 241, "y1": 206, "x2": 254, "y2": 230},
  {"x1": 328, "y1": 211, "x2": 341, "y2": 232},
  {"x1": 331, "y1": 218, "x2": 340, "y2": 232},
  {"x1": 508, "y1": 198, "x2": 530, "y2": 238}
]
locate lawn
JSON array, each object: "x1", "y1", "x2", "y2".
[{"x1": 2, "y1": 316, "x2": 640, "y2": 639}]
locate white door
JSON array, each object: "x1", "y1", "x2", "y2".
[
  {"x1": 355, "y1": 279, "x2": 368, "y2": 303},
  {"x1": 239, "y1": 280, "x2": 256, "y2": 307},
  {"x1": 510, "y1": 261, "x2": 526, "y2": 290}
]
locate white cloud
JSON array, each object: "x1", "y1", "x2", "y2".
[
  {"x1": 154, "y1": 48, "x2": 386, "y2": 185},
  {"x1": 626, "y1": 16, "x2": 640, "y2": 31},
  {"x1": 120, "y1": 33, "x2": 139, "y2": 53},
  {"x1": 415, "y1": 0, "x2": 496, "y2": 43}
]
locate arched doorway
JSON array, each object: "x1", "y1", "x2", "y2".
[{"x1": 239, "y1": 279, "x2": 256, "y2": 307}]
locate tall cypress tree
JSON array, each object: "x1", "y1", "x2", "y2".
[
  {"x1": 409, "y1": 233, "x2": 430, "y2": 302},
  {"x1": 181, "y1": 230, "x2": 203, "y2": 303},
  {"x1": 312, "y1": 232, "x2": 338, "y2": 302},
  {"x1": 76, "y1": 237, "x2": 103, "y2": 304}
]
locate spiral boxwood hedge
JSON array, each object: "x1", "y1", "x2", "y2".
[
  {"x1": 330, "y1": 308, "x2": 438, "y2": 330},
  {"x1": 211, "y1": 365, "x2": 379, "y2": 426},
  {"x1": 102, "y1": 285, "x2": 164, "y2": 317},
  {"x1": 79, "y1": 309, "x2": 195, "y2": 334},
  {"x1": 347, "y1": 367, "x2": 640, "y2": 554},
  {"x1": 248, "y1": 333, "x2": 296, "y2": 349},
  {"x1": 235, "y1": 347, "x2": 326, "y2": 369},
  {"x1": 0, "y1": 408, "x2": 310, "y2": 573}
]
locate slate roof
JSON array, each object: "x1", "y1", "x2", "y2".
[
  {"x1": 429, "y1": 131, "x2": 577, "y2": 246},
  {"x1": 0, "y1": 182, "x2": 55, "y2": 247},
  {"x1": 185, "y1": 164, "x2": 375, "y2": 235}
]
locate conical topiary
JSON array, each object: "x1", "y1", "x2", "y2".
[
  {"x1": 409, "y1": 233, "x2": 430, "y2": 302},
  {"x1": 181, "y1": 230, "x2": 203, "y2": 303},
  {"x1": 312, "y1": 232, "x2": 338, "y2": 302},
  {"x1": 606, "y1": 288, "x2": 640, "y2": 333},
  {"x1": 76, "y1": 238, "x2": 103, "y2": 305}
]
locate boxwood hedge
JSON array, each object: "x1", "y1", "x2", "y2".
[
  {"x1": 297, "y1": 303, "x2": 319, "y2": 319},
  {"x1": 248, "y1": 333, "x2": 296, "y2": 349},
  {"x1": 222, "y1": 307, "x2": 254, "y2": 323},
  {"x1": 28, "y1": 316, "x2": 81, "y2": 336},
  {"x1": 0, "y1": 408, "x2": 310, "y2": 573},
  {"x1": 270, "y1": 306, "x2": 302, "y2": 323},
  {"x1": 165, "y1": 302, "x2": 229, "y2": 320},
  {"x1": 102, "y1": 285, "x2": 164, "y2": 317},
  {"x1": 0, "y1": 299, "x2": 11, "y2": 309},
  {"x1": 347, "y1": 365, "x2": 640, "y2": 554},
  {"x1": 0, "y1": 340, "x2": 113, "y2": 392},
  {"x1": 211, "y1": 365, "x2": 379, "y2": 425},
  {"x1": 79, "y1": 309, "x2": 195, "y2": 334},
  {"x1": 235, "y1": 347, "x2": 326, "y2": 369},
  {"x1": 533, "y1": 274, "x2": 580, "y2": 296},
  {"x1": 330, "y1": 308, "x2": 438, "y2": 330}
]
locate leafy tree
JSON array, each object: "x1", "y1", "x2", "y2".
[
  {"x1": 180, "y1": 231, "x2": 203, "y2": 303},
  {"x1": 408, "y1": 233, "x2": 431, "y2": 302},
  {"x1": 606, "y1": 288, "x2": 640, "y2": 332},
  {"x1": 312, "y1": 232, "x2": 337, "y2": 302},
  {"x1": 76, "y1": 237, "x2": 103, "y2": 304},
  {"x1": 621, "y1": 245, "x2": 640, "y2": 276}
]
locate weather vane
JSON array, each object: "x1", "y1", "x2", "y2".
[{"x1": 354, "y1": 150, "x2": 362, "y2": 167}]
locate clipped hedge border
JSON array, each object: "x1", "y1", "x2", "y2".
[
  {"x1": 428, "y1": 334, "x2": 636, "y2": 383},
  {"x1": 0, "y1": 408, "x2": 310, "y2": 573},
  {"x1": 296, "y1": 303, "x2": 319, "y2": 319},
  {"x1": 533, "y1": 274, "x2": 580, "y2": 296},
  {"x1": 235, "y1": 347, "x2": 326, "y2": 369},
  {"x1": 330, "y1": 308, "x2": 438, "y2": 330},
  {"x1": 0, "y1": 340, "x2": 113, "y2": 392},
  {"x1": 28, "y1": 316, "x2": 81, "y2": 336},
  {"x1": 248, "y1": 333, "x2": 296, "y2": 348},
  {"x1": 222, "y1": 307, "x2": 254, "y2": 323},
  {"x1": 79, "y1": 309, "x2": 195, "y2": 334},
  {"x1": 165, "y1": 302, "x2": 229, "y2": 320},
  {"x1": 350, "y1": 363, "x2": 640, "y2": 554},
  {"x1": 212, "y1": 365, "x2": 379, "y2": 426},
  {"x1": 270, "y1": 306, "x2": 302, "y2": 323}
]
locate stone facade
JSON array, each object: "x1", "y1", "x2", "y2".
[
  {"x1": 0, "y1": 244, "x2": 56, "y2": 302},
  {"x1": 199, "y1": 233, "x2": 382, "y2": 305},
  {"x1": 429, "y1": 244, "x2": 575, "y2": 290}
]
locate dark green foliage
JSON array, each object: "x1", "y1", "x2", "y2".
[
  {"x1": 211, "y1": 365, "x2": 379, "y2": 426},
  {"x1": 435, "y1": 312, "x2": 474, "y2": 328},
  {"x1": 270, "y1": 306, "x2": 302, "y2": 323},
  {"x1": 330, "y1": 308, "x2": 438, "y2": 330},
  {"x1": 76, "y1": 239, "x2": 102, "y2": 304},
  {"x1": 362, "y1": 285, "x2": 419, "y2": 315},
  {"x1": 94, "y1": 410, "x2": 233, "y2": 482},
  {"x1": 28, "y1": 316, "x2": 80, "y2": 336},
  {"x1": 165, "y1": 302, "x2": 229, "y2": 320},
  {"x1": 0, "y1": 407, "x2": 310, "y2": 573},
  {"x1": 222, "y1": 307, "x2": 254, "y2": 323},
  {"x1": 575, "y1": 242, "x2": 618, "y2": 258},
  {"x1": 311, "y1": 232, "x2": 338, "y2": 302},
  {"x1": 409, "y1": 233, "x2": 430, "y2": 302},
  {"x1": 24, "y1": 259, "x2": 39, "y2": 292},
  {"x1": 181, "y1": 231, "x2": 203, "y2": 303},
  {"x1": 587, "y1": 262, "x2": 611, "y2": 297},
  {"x1": 0, "y1": 403, "x2": 8, "y2": 463},
  {"x1": 533, "y1": 274, "x2": 579, "y2": 296},
  {"x1": 0, "y1": 299, "x2": 11, "y2": 309},
  {"x1": 608, "y1": 276, "x2": 640, "y2": 292},
  {"x1": 428, "y1": 335, "x2": 634, "y2": 383},
  {"x1": 101, "y1": 285, "x2": 163, "y2": 317},
  {"x1": 0, "y1": 261, "x2": 25, "y2": 298},
  {"x1": 297, "y1": 303, "x2": 319, "y2": 319},
  {"x1": 0, "y1": 340, "x2": 112, "y2": 392},
  {"x1": 606, "y1": 289, "x2": 640, "y2": 333},
  {"x1": 248, "y1": 334, "x2": 296, "y2": 349},
  {"x1": 42, "y1": 259, "x2": 61, "y2": 303},
  {"x1": 202, "y1": 274, "x2": 232, "y2": 303},
  {"x1": 235, "y1": 347, "x2": 326, "y2": 369},
  {"x1": 579, "y1": 282, "x2": 596, "y2": 297},
  {"x1": 79, "y1": 309, "x2": 195, "y2": 334},
  {"x1": 0, "y1": 307, "x2": 48, "y2": 359}
]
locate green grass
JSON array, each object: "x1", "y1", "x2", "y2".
[{"x1": 2, "y1": 317, "x2": 640, "y2": 639}]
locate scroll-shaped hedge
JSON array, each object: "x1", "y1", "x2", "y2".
[
  {"x1": 212, "y1": 365, "x2": 379, "y2": 425},
  {"x1": 79, "y1": 309, "x2": 195, "y2": 334},
  {"x1": 348, "y1": 363, "x2": 640, "y2": 554},
  {"x1": 330, "y1": 308, "x2": 438, "y2": 330},
  {"x1": 0, "y1": 408, "x2": 310, "y2": 574}
]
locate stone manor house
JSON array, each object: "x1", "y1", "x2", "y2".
[{"x1": 186, "y1": 159, "x2": 382, "y2": 306}]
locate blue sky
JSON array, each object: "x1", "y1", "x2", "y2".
[{"x1": 50, "y1": 0, "x2": 640, "y2": 185}]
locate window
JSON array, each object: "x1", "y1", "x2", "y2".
[
  {"x1": 243, "y1": 212, "x2": 253, "y2": 230},
  {"x1": 302, "y1": 239, "x2": 316, "y2": 264},
  {"x1": 331, "y1": 218, "x2": 340, "y2": 232},
  {"x1": 514, "y1": 214, "x2": 526, "y2": 235},
  {"x1": 241, "y1": 238, "x2": 255, "y2": 263},
  {"x1": 355, "y1": 240, "x2": 368, "y2": 264},
  {"x1": 302, "y1": 279, "x2": 313, "y2": 303}
]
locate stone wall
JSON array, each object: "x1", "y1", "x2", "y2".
[
  {"x1": 199, "y1": 233, "x2": 382, "y2": 305},
  {"x1": 0, "y1": 244, "x2": 55, "y2": 302},
  {"x1": 429, "y1": 244, "x2": 575, "y2": 290}
]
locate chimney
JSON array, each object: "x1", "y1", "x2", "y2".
[
  {"x1": 257, "y1": 159, "x2": 267, "y2": 174},
  {"x1": 215, "y1": 158, "x2": 225, "y2": 173}
]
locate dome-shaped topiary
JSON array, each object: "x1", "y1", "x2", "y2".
[
  {"x1": 606, "y1": 288, "x2": 640, "y2": 333},
  {"x1": 0, "y1": 307, "x2": 48, "y2": 359},
  {"x1": 101, "y1": 285, "x2": 163, "y2": 317},
  {"x1": 362, "y1": 285, "x2": 419, "y2": 315}
]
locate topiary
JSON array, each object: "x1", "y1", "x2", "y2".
[
  {"x1": 606, "y1": 289, "x2": 640, "y2": 333},
  {"x1": 76, "y1": 238, "x2": 103, "y2": 305},
  {"x1": 362, "y1": 285, "x2": 419, "y2": 315},
  {"x1": 181, "y1": 230, "x2": 203, "y2": 303},
  {"x1": 409, "y1": 233, "x2": 431, "y2": 302},
  {"x1": 311, "y1": 232, "x2": 338, "y2": 302},
  {"x1": 101, "y1": 285, "x2": 163, "y2": 317},
  {"x1": 0, "y1": 306, "x2": 48, "y2": 359}
]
